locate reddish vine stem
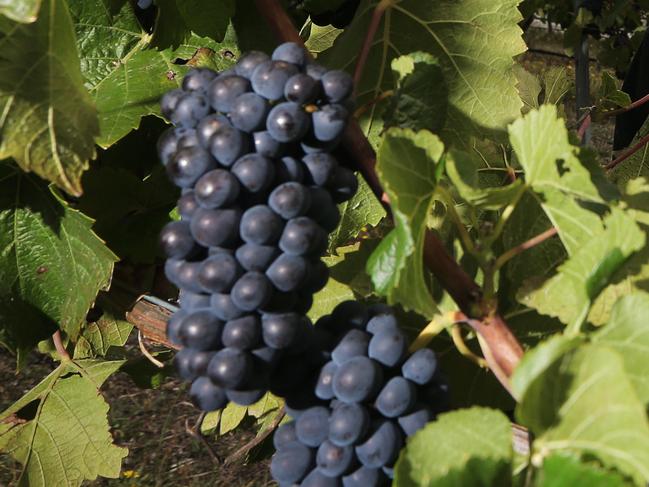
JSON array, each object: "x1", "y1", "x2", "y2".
[
  {"x1": 495, "y1": 227, "x2": 558, "y2": 270},
  {"x1": 353, "y1": 0, "x2": 390, "y2": 92},
  {"x1": 605, "y1": 132, "x2": 649, "y2": 171},
  {"x1": 254, "y1": 0, "x2": 524, "y2": 386},
  {"x1": 577, "y1": 113, "x2": 591, "y2": 141},
  {"x1": 52, "y1": 330, "x2": 70, "y2": 361},
  {"x1": 603, "y1": 91, "x2": 649, "y2": 118}
]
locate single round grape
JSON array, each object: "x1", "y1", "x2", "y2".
[
  {"x1": 251, "y1": 60, "x2": 299, "y2": 100},
  {"x1": 178, "y1": 289, "x2": 210, "y2": 309},
  {"x1": 365, "y1": 314, "x2": 398, "y2": 335},
  {"x1": 301, "y1": 468, "x2": 341, "y2": 487},
  {"x1": 276, "y1": 156, "x2": 306, "y2": 183},
  {"x1": 306, "y1": 63, "x2": 328, "y2": 80},
  {"x1": 207, "y1": 347, "x2": 253, "y2": 389},
  {"x1": 267, "y1": 102, "x2": 310, "y2": 142},
  {"x1": 178, "y1": 190, "x2": 199, "y2": 220},
  {"x1": 330, "y1": 167, "x2": 359, "y2": 203},
  {"x1": 296, "y1": 406, "x2": 330, "y2": 447},
  {"x1": 355, "y1": 421, "x2": 402, "y2": 468},
  {"x1": 342, "y1": 466, "x2": 388, "y2": 487},
  {"x1": 175, "y1": 127, "x2": 200, "y2": 150},
  {"x1": 194, "y1": 169, "x2": 240, "y2": 209},
  {"x1": 170, "y1": 92, "x2": 210, "y2": 127},
  {"x1": 332, "y1": 329, "x2": 371, "y2": 365},
  {"x1": 235, "y1": 243, "x2": 280, "y2": 272},
  {"x1": 273, "y1": 422, "x2": 299, "y2": 451},
  {"x1": 189, "y1": 376, "x2": 228, "y2": 411},
  {"x1": 235, "y1": 50, "x2": 270, "y2": 79},
  {"x1": 230, "y1": 271, "x2": 273, "y2": 311},
  {"x1": 178, "y1": 309, "x2": 223, "y2": 350},
  {"x1": 208, "y1": 125, "x2": 249, "y2": 166},
  {"x1": 266, "y1": 253, "x2": 308, "y2": 292},
  {"x1": 196, "y1": 113, "x2": 231, "y2": 147},
  {"x1": 253, "y1": 130, "x2": 284, "y2": 158},
  {"x1": 397, "y1": 405, "x2": 432, "y2": 437},
  {"x1": 303, "y1": 260, "x2": 329, "y2": 293},
  {"x1": 270, "y1": 442, "x2": 314, "y2": 484},
  {"x1": 157, "y1": 127, "x2": 178, "y2": 165},
  {"x1": 279, "y1": 217, "x2": 327, "y2": 256},
  {"x1": 190, "y1": 208, "x2": 241, "y2": 247},
  {"x1": 284, "y1": 73, "x2": 320, "y2": 104},
  {"x1": 302, "y1": 152, "x2": 338, "y2": 186},
  {"x1": 317, "y1": 440, "x2": 355, "y2": 478},
  {"x1": 198, "y1": 253, "x2": 242, "y2": 293},
  {"x1": 208, "y1": 74, "x2": 250, "y2": 113},
  {"x1": 166, "y1": 146, "x2": 217, "y2": 188},
  {"x1": 269, "y1": 182, "x2": 312, "y2": 219},
  {"x1": 222, "y1": 315, "x2": 262, "y2": 350},
  {"x1": 182, "y1": 67, "x2": 218, "y2": 92},
  {"x1": 401, "y1": 348, "x2": 438, "y2": 385},
  {"x1": 332, "y1": 356, "x2": 382, "y2": 403},
  {"x1": 261, "y1": 312, "x2": 303, "y2": 349},
  {"x1": 272, "y1": 41, "x2": 307, "y2": 66},
  {"x1": 313, "y1": 104, "x2": 348, "y2": 142},
  {"x1": 375, "y1": 376, "x2": 416, "y2": 418},
  {"x1": 240, "y1": 205, "x2": 284, "y2": 245},
  {"x1": 331, "y1": 301, "x2": 369, "y2": 330},
  {"x1": 164, "y1": 260, "x2": 203, "y2": 294},
  {"x1": 321, "y1": 70, "x2": 353, "y2": 103},
  {"x1": 160, "y1": 88, "x2": 184, "y2": 119},
  {"x1": 368, "y1": 329, "x2": 407, "y2": 368},
  {"x1": 210, "y1": 293, "x2": 245, "y2": 321},
  {"x1": 175, "y1": 349, "x2": 215, "y2": 381},
  {"x1": 231, "y1": 154, "x2": 275, "y2": 193},
  {"x1": 159, "y1": 220, "x2": 196, "y2": 259},
  {"x1": 314, "y1": 360, "x2": 338, "y2": 400},
  {"x1": 230, "y1": 92, "x2": 270, "y2": 132},
  {"x1": 329, "y1": 402, "x2": 369, "y2": 447},
  {"x1": 226, "y1": 387, "x2": 266, "y2": 406},
  {"x1": 166, "y1": 309, "x2": 187, "y2": 346}
]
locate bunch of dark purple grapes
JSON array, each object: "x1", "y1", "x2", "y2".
[
  {"x1": 158, "y1": 42, "x2": 358, "y2": 412},
  {"x1": 270, "y1": 301, "x2": 448, "y2": 487}
]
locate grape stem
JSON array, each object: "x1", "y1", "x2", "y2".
[
  {"x1": 494, "y1": 227, "x2": 558, "y2": 271},
  {"x1": 352, "y1": 0, "x2": 393, "y2": 93},
  {"x1": 252, "y1": 0, "x2": 525, "y2": 392},
  {"x1": 451, "y1": 324, "x2": 489, "y2": 369},
  {"x1": 137, "y1": 330, "x2": 165, "y2": 368},
  {"x1": 605, "y1": 132, "x2": 649, "y2": 171},
  {"x1": 52, "y1": 330, "x2": 70, "y2": 361}
]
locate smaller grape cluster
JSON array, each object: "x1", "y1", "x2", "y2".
[
  {"x1": 270, "y1": 301, "x2": 448, "y2": 487},
  {"x1": 158, "y1": 42, "x2": 358, "y2": 413}
]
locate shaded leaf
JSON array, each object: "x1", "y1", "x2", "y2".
[
  {"x1": 0, "y1": 0, "x2": 41, "y2": 23},
  {"x1": 541, "y1": 66, "x2": 572, "y2": 106},
  {"x1": 0, "y1": 163, "x2": 117, "y2": 357},
  {"x1": 537, "y1": 454, "x2": 633, "y2": 487},
  {"x1": 394, "y1": 407, "x2": 512, "y2": 487},
  {"x1": 514, "y1": 65, "x2": 541, "y2": 114},
  {"x1": 0, "y1": 359, "x2": 127, "y2": 486},
  {"x1": 0, "y1": 0, "x2": 99, "y2": 196},
  {"x1": 367, "y1": 128, "x2": 443, "y2": 317}
]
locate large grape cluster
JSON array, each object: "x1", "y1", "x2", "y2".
[
  {"x1": 270, "y1": 301, "x2": 448, "y2": 487},
  {"x1": 158, "y1": 42, "x2": 358, "y2": 412}
]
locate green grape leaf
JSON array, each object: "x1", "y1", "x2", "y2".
[
  {"x1": 517, "y1": 344, "x2": 649, "y2": 485},
  {"x1": 597, "y1": 71, "x2": 632, "y2": 111},
  {"x1": 0, "y1": 0, "x2": 41, "y2": 22},
  {"x1": 0, "y1": 0, "x2": 99, "y2": 196},
  {"x1": 383, "y1": 52, "x2": 448, "y2": 134},
  {"x1": 537, "y1": 454, "x2": 633, "y2": 487},
  {"x1": 78, "y1": 166, "x2": 177, "y2": 263},
  {"x1": 541, "y1": 66, "x2": 572, "y2": 106},
  {"x1": 0, "y1": 359, "x2": 127, "y2": 486},
  {"x1": 609, "y1": 119, "x2": 649, "y2": 187},
  {"x1": 218, "y1": 403, "x2": 248, "y2": 436},
  {"x1": 152, "y1": 0, "x2": 234, "y2": 49},
  {"x1": 73, "y1": 296, "x2": 133, "y2": 359},
  {"x1": 230, "y1": 0, "x2": 276, "y2": 54},
  {"x1": 367, "y1": 128, "x2": 443, "y2": 318},
  {"x1": 514, "y1": 65, "x2": 541, "y2": 114},
  {"x1": 508, "y1": 105, "x2": 606, "y2": 256},
  {"x1": 593, "y1": 293, "x2": 649, "y2": 406},
  {"x1": 319, "y1": 0, "x2": 526, "y2": 145},
  {"x1": 308, "y1": 273, "x2": 356, "y2": 321},
  {"x1": 0, "y1": 163, "x2": 117, "y2": 357},
  {"x1": 519, "y1": 208, "x2": 644, "y2": 330},
  {"x1": 305, "y1": 24, "x2": 342, "y2": 55},
  {"x1": 328, "y1": 174, "x2": 385, "y2": 252},
  {"x1": 394, "y1": 407, "x2": 512, "y2": 487},
  {"x1": 327, "y1": 240, "x2": 378, "y2": 298},
  {"x1": 445, "y1": 149, "x2": 524, "y2": 210}
]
